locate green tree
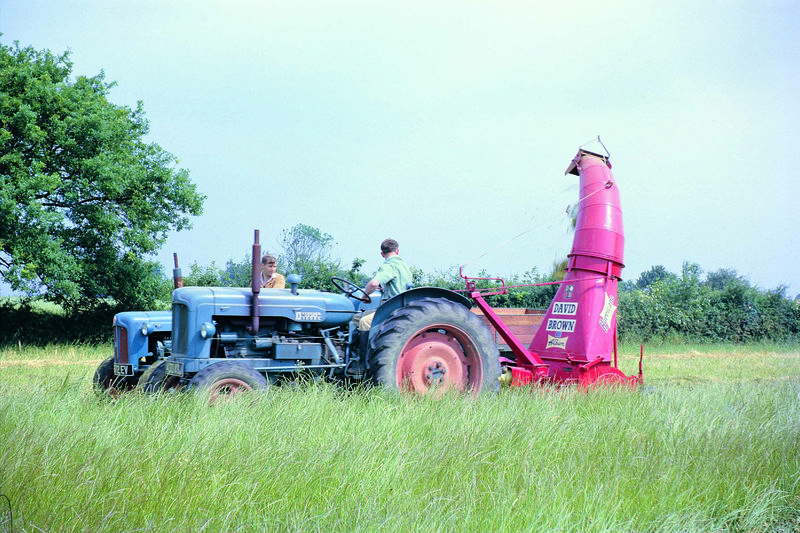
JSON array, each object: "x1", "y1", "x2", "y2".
[
  {"x1": 347, "y1": 257, "x2": 368, "y2": 285},
  {"x1": 277, "y1": 223, "x2": 345, "y2": 291},
  {"x1": 617, "y1": 262, "x2": 800, "y2": 343},
  {"x1": 278, "y1": 224, "x2": 334, "y2": 272},
  {"x1": 177, "y1": 226, "x2": 365, "y2": 292},
  {"x1": 704, "y1": 268, "x2": 747, "y2": 291},
  {"x1": 635, "y1": 265, "x2": 677, "y2": 290},
  {"x1": 0, "y1": 40, "x2": 204, "y2": 309},
  {"x1": 183, "y1": 261, "x2": 224, "y2": 287},
  {"x1": 220, "y1": 254, "x2": 253, "y2": 287}
]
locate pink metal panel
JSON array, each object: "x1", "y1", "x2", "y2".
[{"x1": 569, "y1": 151, "x2": 624, "y2": 269}]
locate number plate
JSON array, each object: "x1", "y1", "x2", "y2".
[
  {"x1": 165, "y1": 361, "x2": 184, "y2": 377},
  {"x1": 114, "y1": 363, "x2": 133, "y2": 377}
]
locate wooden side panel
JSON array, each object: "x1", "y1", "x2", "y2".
[{"x1": 471, "y1": 308, "x2": 545, "y2": 350}]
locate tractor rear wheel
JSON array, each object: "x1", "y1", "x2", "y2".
[
  {"x1": 93, "y1": 356, "x2": 136, "y2": 398},
  {"x1": 139, "y1": 360, "x2": 182, "y2": 394},
  {"x1": 367, "y1": 297, "x2": 501, "y2": 395},
  {"x1": 188, "y1": 361, "x2": 268, "y2": 403}
]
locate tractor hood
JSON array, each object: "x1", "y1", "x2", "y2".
[
  {"x1": 171, "y1": 286, "x2": 356, "y2": 328},
  {"x1": 113, "y1": 310, "x2": 172, "y2": 333}
]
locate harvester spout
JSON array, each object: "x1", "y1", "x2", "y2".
[
  {"x1": 564, "y1": 149, "x2": 624, "y2": 278},
  {"x1": 527, "y1": 148, "x2": 633, "y2": 385}
]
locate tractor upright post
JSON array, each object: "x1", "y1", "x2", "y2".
[
  {"x1": 173, "y1": 253, "x2": 183, "y2": 289},
  {"x1": 248, "y1": 230, "x2": 261, "y2": 335}
]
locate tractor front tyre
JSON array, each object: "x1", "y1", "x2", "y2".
[
  {"x1": 93, "y1": 356, "x2": 136, "y2": 398},
  {"x1": 138, "y1": 360, "x2": 182, "y2": 394},
  {"x1": 188, "y1": 361, "x2": 269, "y2": 404},
  {"x1": 367, "y1": 297, "x2": 501, "y2": 395}
]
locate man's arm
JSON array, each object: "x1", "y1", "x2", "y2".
[{"x1": 364, "y1": 278, "x2": 381, "y2": 295}]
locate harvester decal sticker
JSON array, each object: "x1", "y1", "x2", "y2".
[
  {"x1": 599, "y1": 293, "x2": 617, "y2": 332},
  {"x1": 546, "y1": 318, "x2": 576, "y2": 332},
  {"x1": 546, "y1": 335, "x2": 568, "y2": 350},
  {"x1": 552, "y1": 302, "x2": 578, "y2": 315}
]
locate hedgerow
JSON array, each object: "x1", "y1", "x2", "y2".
[
  {"x1": 617, "y1": 263, "x2": 800, "y2": 343},
  {"x1": 2, "y1": 262, "x2": 797, "y2": 346}
]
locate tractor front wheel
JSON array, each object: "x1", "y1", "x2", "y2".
[
  {"x1": 93, "y1": 356, "x2": 136, "y2": 398},
  {"x1": 367, "y1": 297, "x2": 501, "y2": 395},
  {"x1": 188, "y1": 361, "x2": 269, "y2": 403},
  {"x1": 139, "y1": 360, "x2": 182, "y2": 394}
]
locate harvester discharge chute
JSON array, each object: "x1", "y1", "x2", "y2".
[{"x1": 468, "y1": 148, "x2": 641, "y2": 388}]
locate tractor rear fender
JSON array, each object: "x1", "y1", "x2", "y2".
[{"x1": 368, "y1": 287, "x2": 471, "y2": 341}]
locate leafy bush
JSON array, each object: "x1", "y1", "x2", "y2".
[
  {"x1": 618, "y1": 263, "x2": 800, "y2": 343},
  {"x1": 5, "y1": 241, "x2": 799, "y2": 346},
  {"x1": 0, "y1": 297, "x2": 121, "y2": 345}
]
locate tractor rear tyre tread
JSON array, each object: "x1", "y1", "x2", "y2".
[{"x1": 367, "y1": 297, "x2": 501, "y2": 394}]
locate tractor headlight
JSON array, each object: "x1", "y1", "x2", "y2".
[
  {"x1": 141, "y1": 323, "x2": 154, "y2": 336},
  {"x1": 200, "y1": 322, "x2": 216, "y2": 339}
]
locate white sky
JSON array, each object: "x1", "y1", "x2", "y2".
[{"x1": 2, "y1": 1, "x2": 799, "y2": 296}]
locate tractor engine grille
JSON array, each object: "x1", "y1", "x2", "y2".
[
  {"x1": 174, "y1": 303, "x2": 190, "y2": 356},
  {"x1": 114, "y1": 326, "x2": 129, "y2": 364}
]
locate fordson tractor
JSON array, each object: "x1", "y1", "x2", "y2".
[
  {"x1": 96, "y1": 146, "x2": 641, "y2": 399},
  {"x1": 92, "y1": 255, "x2": 183, "y2": 395},
  {"x1": 93, "y1": 311, "x2": 172, "y2": 395}
]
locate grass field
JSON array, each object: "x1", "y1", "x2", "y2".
[{"x1": 0, "y1": 342, "x2": 798, "y2": 532}]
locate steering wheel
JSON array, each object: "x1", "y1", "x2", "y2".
[{"x1": 331, "y1": 277, "x2": 371, "y2": 304}]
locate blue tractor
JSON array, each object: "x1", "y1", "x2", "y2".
[
  {"x1": 99, "y1": 147, "x2": 638, "y2": 397},
  {"x1": 148, "y1": 231, "x2": 501, "y2": 399},
  {"x1": 93, "y1": 253, "x2": 182, "y2": 396},
  {"x1": 92, "y1": 310, "x2": 172, "y2": 396}
]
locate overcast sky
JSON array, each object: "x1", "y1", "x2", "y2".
[{"x1": 3, "y1": 1, "x2": 799, "y2": 296}]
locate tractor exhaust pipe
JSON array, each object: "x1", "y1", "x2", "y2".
[
  {"x1": 173, "y1": 253, "x2": 183, "y2": 289},
  {"x1": 248, "y1": 230, "x2": 261, "y2": 335}
]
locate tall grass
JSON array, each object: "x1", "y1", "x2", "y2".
[{"x1": 0, "y1": 344, "x2": 798, "y2": 532}]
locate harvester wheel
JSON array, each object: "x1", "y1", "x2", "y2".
[
  {"x1": 188, "y1": 361, "x2": 268, "y2": 403},
  {"x1": 367, "y1": 297, "x2": 501, "y2": 395},
  {"x1": 93, "y1": 356, "x2": 136, "y2": 398},
  {"x1": 579, "y1": 365, "x2": 633, "y2": 389},
  {"x1": 138, "y1": 360, "x2": 182, "y2": 394}
]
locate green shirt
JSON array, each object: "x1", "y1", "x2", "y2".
[{"x1": 374, "y1": 255, "x2": 413, "y2": 299}]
